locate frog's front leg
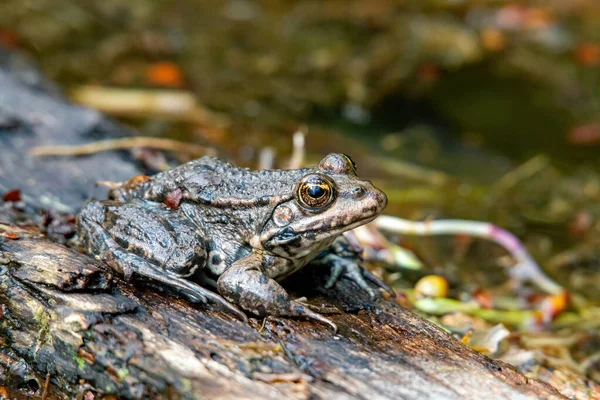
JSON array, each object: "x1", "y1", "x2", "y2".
[
  {"x1": 315, "y1": 236, "x2": 395, "y2": 299},
  {"x1": 217, "y1": 252, "x2": 338, "y2": 332},
  {"x1": 78, "y1": 200, "x2": 247, "y2": 321}
]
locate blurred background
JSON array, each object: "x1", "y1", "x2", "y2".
[
  {"x1": 1, "y1": 0, "x2": 600, "y2": 391},
  {"x1": 4, "y1": 1, "x2": 600, "y2": 163}
]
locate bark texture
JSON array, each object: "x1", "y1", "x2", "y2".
[{"x1": 0, "y1": 223, "x2": 565, "y2": 399}]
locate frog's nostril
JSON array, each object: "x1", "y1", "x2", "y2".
[{"x1": 351, "y1": 185, "x2": 365, "y2": 198}]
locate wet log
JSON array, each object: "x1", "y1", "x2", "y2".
[
  {"x1": 0, "y1": 223, "x2": 565, "y2": 400},
  {"x1": 0, "y1": 47, "x2": 567, "y2": 399},
  {"x1": 0, "y1": 47, "x2": 141, "y2": 213}
]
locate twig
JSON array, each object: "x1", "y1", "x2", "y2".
[
  {"x1": 258, "y1": 147, "x2": 276, "y2": 170},
  {"x1": 374, "y1": 215, "x2": 564, "y2": 294},
  {"x1": 353, "y1": 225, "x2": 423, "y2": 270},
  {"x1": 520, "y1": 332, "x2": 586, "y2": 348},
  {"x1": 367, "y1": 156, "x2": 452, "y2": 186},
  {"x1": 41, "y1": 372, "x2": 51, "y2": 400},
  {"x1": 30, "y1": 137, "x2": 217, "y2": 157},
  {"x1": 259, "y1": 318, "x2": 267, "y2": 333},
  {"x1": 286, "y1": 127, "x2": 307, "y2": 169},
  {"x1": 488, "y1": 155, "x2": 550, "y2": 198},
  {"x1": 581, "y1": 351, "x2": 600, "y2": 373},
  {"x1": 71, "y1": 85, "x2": 230, "y2": 126}
]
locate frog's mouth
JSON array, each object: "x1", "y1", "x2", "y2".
[
  {"x1": 302, "y1": 210, "x2": 381, "y2": 239},
  {"x1": 264, "y1": 208, "x2": 380, "y2": 251}
]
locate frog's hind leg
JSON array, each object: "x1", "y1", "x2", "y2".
[
  {"x1": 217, "y1": 252, "x2": 337, "y2": 332},
  {"x1": 78, "y1": 201, "x2": 247, "y2": 322},
  {"x1": 110, "y1": 245, "x2": 248, "y2": 322}
]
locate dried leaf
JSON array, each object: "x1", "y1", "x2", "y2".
[{"x1": 2, "y1": 189, "x2": 21, "y2": 202}]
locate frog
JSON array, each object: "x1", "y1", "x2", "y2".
[{"x1": 77, "y1": 153, "x2": 392, "y2": 331}]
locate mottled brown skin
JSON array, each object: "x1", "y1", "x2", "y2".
[{"x1": 77, "y1": 153, "x2": 390, "y2": 330}]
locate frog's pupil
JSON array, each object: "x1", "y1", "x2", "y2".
[{"x1": 307, "y1": 185, "x2": 325, "y2": 199}]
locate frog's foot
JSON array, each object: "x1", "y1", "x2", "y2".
[
  {"x1": 320, "y1": 253, "x2": 395, "y2": 299},
  {"x1": 78, "y1": 212, "x2": 247, "y2": 322},
  {"x1": 217, "y1": 261, "x2": 338, "y2": 333},
  {"x1": 294, "y1": 297, "x2": 341, "y2": 315}
]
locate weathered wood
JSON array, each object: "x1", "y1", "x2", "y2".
[
  {"x1": 0, "y1": 47, "x2": 141, "y2": 213},
  {"x1": 0, "y1": 223, "x2": 564, "y2": 399}
]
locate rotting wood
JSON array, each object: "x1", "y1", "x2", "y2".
[{"x1": 0, "y1": 223, "x2": 566, "y2": 399}]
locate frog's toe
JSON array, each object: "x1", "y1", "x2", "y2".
[
  {"x1": 324, "y1": 262, "x2": 344, "y2": 289},
  {"x1": 289, "y1": 302, "x2": 338, "y2": 333},
  {"x1": 343, "y1": 264, "x2": 379, "y2": 299},
  {"x1": 168, "y1": 280, "x2": 247, "y2": 322},
  {"x1": 203, "y1": 292, "x2": 248, "y2": 322},
  {"x1": 322, "y1": 254, "x2": 393, "y2": 299},
  {"x1": 318, "y1": 251, "x2": 393, "y2": 298},
  {"x1": 183, "y1": 291, "x2": 207, "y2": 304},
  {"x1": 178, "y1": 286, "x2": 247, "y2": 322},
  {"x1": 339, "y1": 261, "x2": 394, "y2": 299},
  {"x1": 360, "y1": 268, "x2": 395, "y2": 297}
]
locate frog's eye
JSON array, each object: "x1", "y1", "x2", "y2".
[{"x1": 296, "y1": 174, "x2": 335, "y2": 211}]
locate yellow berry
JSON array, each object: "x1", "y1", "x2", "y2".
[{"x1": 414, "y1": 275, "x2": 449, "y2": 298}]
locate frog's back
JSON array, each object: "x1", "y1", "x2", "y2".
[{"x1": 111, "y1": 156, "x2": 309, "y2": 205}]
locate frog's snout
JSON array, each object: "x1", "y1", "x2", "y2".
[
  {"x1": 359, "y1": 181, "x2": 387, "y2": 215},
  {"x1": 375, "y1": 186, "x2": 388, "y2": 211}
]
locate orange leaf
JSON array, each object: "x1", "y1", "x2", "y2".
[
  {"x1": 481, "y1": 29, "x2": 507, "y2": 52},
  {"x1": 146, "y1": 61, "x2": 184, "y2": 87},
  {"x1": 416, "y1": 63, "x2": 440, "y2": 83},
  {"x1": 2, "y1": 232, "x2": 19, "y2": 240},
  {"x1": 575, "y1": 42, "x2": 600, "y2": 67},
  {"x1": 0, "y1": 30, "x2": 18, "y2": 48},
  {"x1": 567, "y1": 123, "x2": 600, "y2": 145},
  {"x1": 2, "y1": 189, "x2": 21, "y2": 202}
]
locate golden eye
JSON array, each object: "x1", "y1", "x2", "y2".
[{"x1": 296, "y1": 174, "x2": 335, "y2": 211}]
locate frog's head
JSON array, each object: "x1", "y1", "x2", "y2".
[{"x1": 255, "y1": 153, "x2": 387, "y2": 259}]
